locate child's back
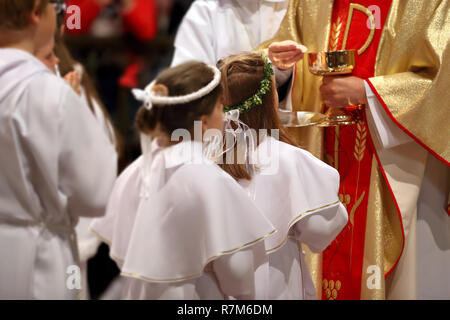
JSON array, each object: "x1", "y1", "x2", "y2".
[
  {"x1": 0, "y1": 48, "x2": 117, "y2": 299},
  {"x1": 218, "y1": 53, "x2": 348, "y2": 300},
  {"x1": 91, "y1": 61, "x2": 275, "y2": 300},
  {"x1": 241, "y1": 136, "x2": 348, "y2": 299}
]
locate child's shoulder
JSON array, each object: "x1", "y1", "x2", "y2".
[
  {"x1": 164, "y1": 159, "x2": 241, "y2": 205},
  {"x1": 177, "y1": 159, "x2": 234, "y2": 187},
  {"x1": 27, "y1": 70, "x2": 71, "y2": 97},
  {"x1": 116, "y1": 156, "x2": 143, "y2": 184},
  {"x1": 268, "y1": 137, "x2": 339, "y2": 175},
  {"x1": 267, "y1": 137, "x2": 317, "y2": 162}
]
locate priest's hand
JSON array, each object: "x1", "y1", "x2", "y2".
[
  {"x1": 268, "y1": 40, "x2": 307, "y2": 70},
  {"x1": 320, "y1": 75, "x2": 368, "y2": 108}
]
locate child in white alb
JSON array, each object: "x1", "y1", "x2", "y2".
[{"x1": 91, "y1": 61, "x2": 275, "y2": 299}]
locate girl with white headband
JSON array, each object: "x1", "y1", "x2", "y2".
[
  {"x1": 219, "y1": 53, "x2": 348, "y2": 300},
  {"x1": 90, "y1": 61, "x2": 275, "y2": 299}
]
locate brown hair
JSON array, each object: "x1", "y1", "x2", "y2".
[
  {"x1": 0, "y1": 0, "x2": 49, "y2": 30},
  {"x1": 53, "y1": 30, "x2": 124, "y2": 163},
  {"x1": 135, "y1": 61, "x2": 222, "y2": 138},
  {"x1": 218, "y1": 53, "x2": 298, "y2": 181}
]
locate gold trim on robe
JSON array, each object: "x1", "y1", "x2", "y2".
[
  {"x1": 257, "y1": 0, "x2": 335, "y2": 298},
  {"x1": 368, "y1": 0, "x2": 450, "y2": 165},
  {"x1": 90, "y1": 225, "x2": 277, "y2": 283},
  {"x1": 360, "y1": 157, "x2": 404, "y2": 300},
  {"x1": 258, "y1": 0, "x2": 334, "y2": 161},
  {"x1": 255, "y1": 0, "x2": 450, "y2": 299}
]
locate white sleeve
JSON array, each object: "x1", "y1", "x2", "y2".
[
  {"x1": 213, "y1": 247, "x2": 257, "y2": 300},
  {"x1": 364, "y1": 81, "x2": 412, "y2": 149},
  {"x1": 273, "y1": 65, "x2": 294, "y2": 111},
  {"x1": 295, "y1": 203, "x2": 348, "y2": 253},
  {"x1": 171, "y1": 2, "x2": 216, "y2": 66},
  {"x1": 274, "y1": 66, "x2": 293, "y2": 88},
  {"x1": 58, "y1": 86, "x2": 117, "y2": 218}
]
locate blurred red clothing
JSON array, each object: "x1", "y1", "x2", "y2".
[{"x1": 66, "y1": 0, "x2": 158, "y2": 41}]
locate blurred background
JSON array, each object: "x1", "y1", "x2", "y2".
[{"x1": 63, "y1": 0, "x2": 194, "y2": 299}]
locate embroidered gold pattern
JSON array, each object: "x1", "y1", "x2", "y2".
[
  {"x1": 326, "y1": 154, "x2": 335, "y2": 167},
  {"x1": 342, "y1": 3, "x2": 376, "y2": 55},
  {"x1": 323, "y1": 278, "x2": 342, "y2": 300},
  {"x1": 349, "y1": 191, "x2": 366, "y2": 226},
  {"x1": 329, "y1": 17, "x2": 343, "y2": 51},
  {"x1": 339, "y1": 194, "x2": 351, "y2": 209},
  {"x1": 354, "y1": 123, "x2": 367, "y2": 162}
]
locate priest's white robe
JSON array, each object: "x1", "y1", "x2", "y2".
[
  {"x1": 91, "y1": 139, "x2": 275, "y2": 299},
  {"x1": 365, "y1": 84, "x2": 450, "y2": 300},
  {"x1": 0, "y1": 49, "x2": 117, "y2": 300},
  {"x1": 238, "y1": 136, "x2": 348, "y2": 299},
  {"x1": 171, "y1": 0, "x2": 289, "y2": 66},
  {"x1": 277, "y1": 66, "x2": 450, "y2": 299}
]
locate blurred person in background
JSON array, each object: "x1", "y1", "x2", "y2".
[
  {"x1": 156, "y1": 0, "x2": 194, "y2": 36},
  {"x1": 66, "y1": 0, "x2": 157, "y2": 41},
  {"x1": 171, "y1": 0, "x2": 289, "y2": 67},
  {"x1": 62, "y1": 0, "x2": 163, "y2": 299},
  {"x1": 35, "y1": 35, "x2": 82, "y2": 96},
  {"x1": 64, "y1": 0, "x2": 158, "y2": 148},
  {"x1": 0, "y1": 0, "x2": 117, "y2": 299},
  {"x1": 170, "y1": 0, "x2": 293, "y2": 107},
  {"x1": 35, "y1": 1, "x2": 122, "y2": 299},
  {"x1": 65, "y1": 0, "x2": 158, "y2": 88}
]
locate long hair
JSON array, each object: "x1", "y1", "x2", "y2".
[
  {"x1": 218, "y1": 53, "x2": 299, "y2": 181},
  {"x1": 53, "y1": 31, "x2": 123, "y2": 160},
  {"x1": 135, "y1": 61, "x2": 222, "y2": 138}
]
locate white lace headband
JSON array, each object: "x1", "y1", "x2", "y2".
[{"x1": 132, "y1": 65, "x2": 222, "y2": 110}]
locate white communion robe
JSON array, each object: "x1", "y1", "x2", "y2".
[
  {"x1": 91, "y1": 139, "x2": 276, "y2": 299},
  {"x1": 0, "y1": 48, "x2": 117, "y2": 299},
  {"x1": 171, "y1": 0, "x2": 289, "y2": 66},
  {"x1": 238, "y1": 136, "x2": 348, "y2": 300},
  {"x1": 75, "y1": 68, "x2": 118, "y2": 299},
  {"x1": 364, "y1": 84, "x2": 450, "y2": 300},
  {"x1": 278, "y1": 68, "x2": 450, "y2": 299}
]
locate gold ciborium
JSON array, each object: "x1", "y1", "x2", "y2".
[{"x1": 308, "y1": 50, "x2": 363, "y2": 126}]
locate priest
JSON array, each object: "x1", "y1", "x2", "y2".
[
  {"x1": 171, "y1": 0, "x2": 290, "y2": 66},
  {"x1": 263, "y1": 0, "x2": 450, "y2": 299}
]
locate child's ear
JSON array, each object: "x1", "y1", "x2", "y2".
[
  {"x1": 200, "y1": 114, "x2": 210, "y2": 133},
  {"x1": 29, "y1": 2, "x2": 42, "y2": 26}
]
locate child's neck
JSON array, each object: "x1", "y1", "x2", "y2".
[
  {"x1": 154, "y1": 134, "x2": 179, "y2": 148},
  {"x1": 0, "y1": 30, "x2": 37, "y2": 55}
]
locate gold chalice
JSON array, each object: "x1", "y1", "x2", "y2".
[{"x1": 307, "y1": 50, "x2": 363, "y2": 126}]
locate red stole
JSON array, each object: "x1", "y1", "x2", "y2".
[{"x1": 321, "y1": 0, "x2": 393, "y2": 300}]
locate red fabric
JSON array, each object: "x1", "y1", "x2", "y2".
[
  {"x1": 321, "y1": 0, "x2": 394, "y2": 300},
  {"x1": 122, "y1": 0, "x2": 158, "y2": 41},
  {"x1": 66, "y1": 0, "x2": 103, "y2": 35},
  {"x1": 65, "y1": 0, "x2": 158, "y2": 41},
  {"x1": 119, "y1": 60, "x2": 142, "y2": 88}
]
